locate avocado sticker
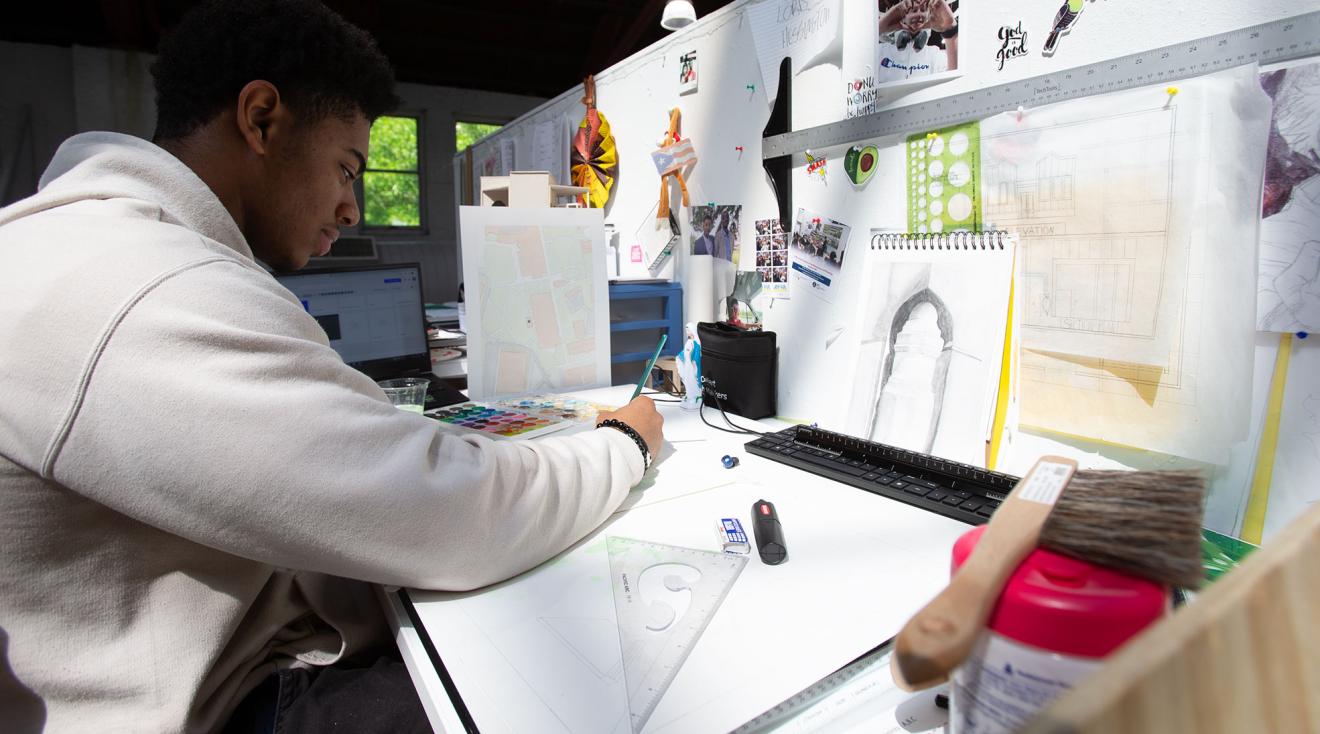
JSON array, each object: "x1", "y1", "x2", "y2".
[{"x1": 844, "y1": 144, "x2": 878, "y2": 187}]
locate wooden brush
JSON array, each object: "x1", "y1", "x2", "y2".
[{"x1": 890, "y1": 457, "x2": 1206, "y2": 692}]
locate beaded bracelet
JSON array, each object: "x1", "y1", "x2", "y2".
[{"x1": 597, "y1": 418, "x2": 650, "y2": 470}]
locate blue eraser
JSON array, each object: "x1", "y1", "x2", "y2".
[{"x1": 717, "y1": 518, "x2": 750, "y2": 554}]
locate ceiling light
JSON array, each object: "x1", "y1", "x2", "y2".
[{"x1": 661, "y1": 0, "x2": 697, "y2": 31}]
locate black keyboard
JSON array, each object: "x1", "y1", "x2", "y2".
[{"x1": 744, "y1": 425, "x2": 1022, "y2": 526}]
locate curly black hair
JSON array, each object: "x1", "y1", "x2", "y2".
[{"x1": 150, "y1": 0, "x2": 400, "y2": 141}]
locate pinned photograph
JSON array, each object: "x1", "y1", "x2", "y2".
[
  {"x1": 690, "y1": 204, "x2": 741, "y2": 263},
  {"x1": 755, "y1": 218, "x2": 789, "y2": 299},
  {"x1": 874, "y1": 0, "x2": 962, "y2": 88},
  {"x1": 789, "y1": 208, "x2": 852, "y2": 303},
  {"x1": 678, "y1": 49, "x2": 698, "y2": 94}
]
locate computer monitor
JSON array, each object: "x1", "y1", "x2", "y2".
[{"x1": 274, "y1": 263, "x2": 431, "y2": 381}]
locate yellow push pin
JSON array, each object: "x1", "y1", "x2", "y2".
[
  {"x1": 1166, "y1": 85, "x2": 1179, "y2": 97},
  {"x1": 926, "y1": 132, "x2": 938, "y2": 140}
]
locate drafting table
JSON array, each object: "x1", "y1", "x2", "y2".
[{"x1": 380, "y1": 385, "x2": 971, "y2": 733}]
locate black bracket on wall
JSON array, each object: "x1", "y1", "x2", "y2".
[{"x1": 760, "y1": 58, "x2": 792, "y2": 228}]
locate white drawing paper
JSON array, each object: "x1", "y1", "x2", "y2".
[
  {"x1": 1003, "y1": 68, "x2": 1269, "y2": 463},
  {"x1": 459, "y1": 206, "x2": 611, "y2": 399},
  {"x1": 405, "y1": 480, "x2": 970, "y2": 734},
  {"x1": 1257, "y1": 60, "x2": 1320, "y2": 334},
  {"x1": 746, "y1": 0, "x2": 841, "y2": 104},
  {"x1": 788, "y1": 208, "x2": 852, "y2": 304},
  {"x1": 1263, "y1": 338, "x2": 1320, "y2": 540},
  {"x1": 844, "y1": 234, "x2": 1015, "y2": 467}
]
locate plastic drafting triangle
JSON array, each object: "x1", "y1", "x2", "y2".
[{"x1": 607, "y1": 536, "x2": 746, "y2": 733}]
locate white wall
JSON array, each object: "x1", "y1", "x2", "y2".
[
  {"x1": 460, "y1": 0, "x2": 1317, "y2": 537},
  {"x1": 0, "y1": 41, "x2": 543, "y2": 302}
]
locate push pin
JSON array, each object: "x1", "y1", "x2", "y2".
[
  {"x1": 926, "y1": 131, "x2": 938, "y2": 140},
  {"x1": 673, "y1": 131, "x2": 681, "y2": 142},
  {"x1": 721, "y1": 455, "x2": 739, "y2": 469},
  {"x1": 1016, "y1": 105, "x2": 1025, "y2": 122},
  {"x1": 735, "y1": 145, "x2": 744, "y2": 152},
  {"x1": 811, "y1": 217, "x2": 821, "y2": 225},
  {"x1": 1299, "y1": 331, "x2": 1310, "y2": 339},
  {"x1": 1166, "y1": 85, "x2": 1179, "y2": 97},
  {"x1": 746, "y1": 83, "x2": 756, "y2": 92}
]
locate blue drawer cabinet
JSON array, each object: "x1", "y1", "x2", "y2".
[{"x1": 608, "y1": 282, "x2": 683, "y2": 385}]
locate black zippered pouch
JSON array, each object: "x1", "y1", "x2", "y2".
[{"x1": 697, "y1": 322, "x2": 777, "y2": 419}]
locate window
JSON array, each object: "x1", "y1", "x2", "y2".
[
  {"x1": 455, "y1": 121, "x2": 502, "y2": 153},
  {"x1": 363, "y1": 115, "x2": 422, "y2": 229}
]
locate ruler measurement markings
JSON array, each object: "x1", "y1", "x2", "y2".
[{"x1": 764, "y1": 12, "x2": 1320, "y2": 158}]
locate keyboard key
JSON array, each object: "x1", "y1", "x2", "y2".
[
  {"x1": 862, "y1": 473, "x2": 879, "y2": 481},
  {"x1": 958, "y1": 499, "x2": 982, "y2": 512},
  {"x1": 927, "y1": 490, "x2": 948, "y2": 502},
  {"x1": 942, "y1": 495, "x2": 963, "y2": 506},
  {"x1": 873, "y1": 475, "x2": 895, "y2": 485},
  {"x1": 890, "y1": 480, "x2": 909, "y2": 490},
  {"x1": 976, "y1": 507, "x2": 995, "y2": 518},
  {"x1": 904, "y1": 484, "x2": 932, "y2": 497}
]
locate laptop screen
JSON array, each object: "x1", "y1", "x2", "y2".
[{"x1": 274, "y1": 263, "x2": 430, "y2": 380}]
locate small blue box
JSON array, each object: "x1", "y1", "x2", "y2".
[{"x1": 717, "y1": 517, "x2": 750, "y2": 554}]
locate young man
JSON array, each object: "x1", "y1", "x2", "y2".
[
  {"x1": 692, "y1": 213, "x2": 718, "y2": 256},
  {"x1": 0, "y1": 1, "x2": 661, "y2": 732}
]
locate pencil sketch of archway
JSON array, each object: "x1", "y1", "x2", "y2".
[{"x1": 869, "y1": 288, "x2": 954, "y2": 454}]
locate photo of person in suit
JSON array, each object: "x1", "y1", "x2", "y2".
[{"x1": 690, "y1": 204, "x2": 740, "y2": 262}]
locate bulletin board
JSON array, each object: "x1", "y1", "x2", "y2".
[{"x1": 455, "y1": 0, "x2": 1320, "y2": 542}]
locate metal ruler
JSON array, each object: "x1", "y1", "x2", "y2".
[
  {"x1": 763, "y1": 10, "x2": 1320, "y2": 158},
  {"x1": 731, "y1": 639, "x2": 906, "y2": 733}
]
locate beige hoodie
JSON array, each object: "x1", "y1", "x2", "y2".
[{"x1": 0, "y1": 133, "x2": 642, "y2": 732}]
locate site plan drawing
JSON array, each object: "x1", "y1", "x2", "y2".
[{"x1": 459, "y1": 206, "x2": 611, "y2": 399}]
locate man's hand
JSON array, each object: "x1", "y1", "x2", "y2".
[{"x1": 597, "y1": 396, "x2": 664, "y2": 456}]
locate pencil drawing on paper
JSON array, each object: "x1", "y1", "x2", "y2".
[
  {"x1": 846, "y1": 252, "x2": 1012, "y2": 468},
  {"x1": 1258, "y1": 61, "x2": 1320, "y2": 334},
  {"x1": 870, "y1": 288, "x2": 954, "y2": 454},
  {"x1": 982, "y1": 105, "x2": 1179, "y2": 365}
]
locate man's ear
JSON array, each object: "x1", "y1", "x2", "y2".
[{"x1": 235, "y1": 80, "x2": 286, "y2": 156}]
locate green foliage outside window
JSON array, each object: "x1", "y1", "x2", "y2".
[
  {"x1": 364, "y1": 115, "x2": 421, "y2": 228},
  {"x1": 455, "y1": 121, "x2": 502, "y2": 153}
]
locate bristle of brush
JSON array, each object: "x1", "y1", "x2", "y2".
[{"x1": 1038, "y1": 470, "x2": 1206, "y2": 589}]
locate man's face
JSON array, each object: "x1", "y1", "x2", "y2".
[
  {"x1": 702, "y1": 216, "x2": 712, "y2": 235},
  {"x1": 248, "y1": 112, "x2": 370, "y2": 271}
]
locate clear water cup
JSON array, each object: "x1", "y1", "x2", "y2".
[{"x1": 377, "y1": 377, "x2": 430, "y2": 413}]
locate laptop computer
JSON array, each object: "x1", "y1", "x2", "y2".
[{"x1": 274, "y1": 262, "x2": 468, "y2": 411}]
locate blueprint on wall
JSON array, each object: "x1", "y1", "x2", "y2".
[
  {"x1": 1258, "y1": 59, "x2": 1320, "y2": 334},
  {"x1": 987, "y1": 67, "x2": 1270, "y2": 463},
  {"x1": 459, "y1": 206, "x2": 611, "y2": 399}
]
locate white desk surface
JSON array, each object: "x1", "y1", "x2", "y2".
[{"x1": 381, "y1": 385, "x2": 972, "y2": 734}]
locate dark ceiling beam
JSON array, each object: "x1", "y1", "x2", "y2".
[{"x1": 589, "y1": 0, "x2": 665, "y2": 74}]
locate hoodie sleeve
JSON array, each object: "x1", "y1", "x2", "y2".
[{"x1": 48, "y1": 260, "x2": 644, "y2": 591}]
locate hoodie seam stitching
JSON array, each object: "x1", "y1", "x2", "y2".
[{"x1": 40, "y1": 255, "x2": 242, "y2": 478}]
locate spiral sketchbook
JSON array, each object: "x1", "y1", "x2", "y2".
[{"x1": 843, "y1": 231, "x2": 1018, "y2": 469}]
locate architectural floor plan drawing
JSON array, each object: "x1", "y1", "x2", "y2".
[
  {"x1": 982, "y1": 102, "x2": 1185, "y2": 366},
  {"x1": 995, "y1": 68, "x2": 1270, "y2": 462},
  {"x1": 459, "y1": 206, "x2": 611, "y2": 399}
]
